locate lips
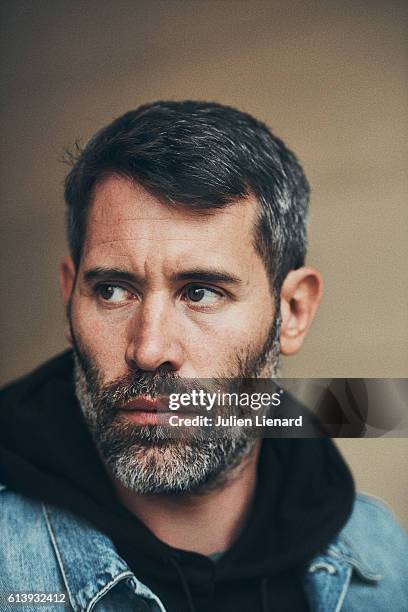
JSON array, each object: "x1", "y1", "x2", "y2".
[{"x1": 119, "y1": 396, "x2": 169, "y2": 413}]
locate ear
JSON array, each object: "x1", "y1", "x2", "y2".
[
  {"x1": 60, "y1": 256, "x2": 76, "y2": 305},
  {"x1": 279, "y1": 267, "x2": 323, "y2": 356}
]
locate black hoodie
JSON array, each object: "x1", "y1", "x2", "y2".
[{"x1": 0, "y1": 352, "x2": 355, "y2": 611}]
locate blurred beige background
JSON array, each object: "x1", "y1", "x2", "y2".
[{"x1": 1, "y1": 1, "x2": 407, "y2": 527}]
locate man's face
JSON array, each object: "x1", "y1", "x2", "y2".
[
  {"x1": 65, "y1": 175, "x2": 279, "y2": 493},
  {"x1": 70, "y1": 175, "x2": 276, "y2": 380}
]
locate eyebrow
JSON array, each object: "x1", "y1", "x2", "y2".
[
  {"x1": 83, "y1": 267, "x2": 138, "y2": 285},
  {"x1": 171, "y1": 269, "x2": 242, "y2": 285},
  {"x1": 82, "y1": 266, "x2": 242, "y2": 286}
]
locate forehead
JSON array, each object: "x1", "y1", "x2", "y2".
[{"x1": 82, "y1": 175, "x2": 261, "y2": 273}]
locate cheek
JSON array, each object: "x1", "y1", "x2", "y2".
[
  {"x1": 71, "y1": 300, "x2": 129, "y2": 380},
  {"x1": 186, "y1": 304, "x2": 273, "y2": 374}
]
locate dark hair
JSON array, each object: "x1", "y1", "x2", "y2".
[{"x1": 64, "y1": 100, "x2": 309, "y2": 290}]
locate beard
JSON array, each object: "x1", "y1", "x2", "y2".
[{"x1": 71, "y1": 312, "x2": 281, "y2": 495}]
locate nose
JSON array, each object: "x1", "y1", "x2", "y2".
[{"x1": 125, "y1": 296, "x2": 185, "y2": 372}]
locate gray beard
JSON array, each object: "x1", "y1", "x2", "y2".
[{"x1": 72, "y1": 314, "x2": 281, "y2": 495}]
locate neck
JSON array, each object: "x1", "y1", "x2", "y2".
[{"x1": 111, "y1": 440, "x2": 261, "y2": 556}]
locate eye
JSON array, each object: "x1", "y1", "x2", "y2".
[
  {"x1": 95, "y1": 284, "x2": 132, "y2": 304},
  {"x1": 182, "y1": 285, "x2": 223, "y2": 307}
]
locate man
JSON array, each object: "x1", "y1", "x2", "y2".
[{"x1": 0, "y1": 101, "x2": 407, "y2": 611}]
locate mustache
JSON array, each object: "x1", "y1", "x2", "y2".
[
  {"x1": 98, "y1": 369, "x2": 196, "y2": 406},
  {"x1": 90, "y1": 368, "x2": 241, "y2": 414}
]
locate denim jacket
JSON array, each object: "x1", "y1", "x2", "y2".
[{"x1": 0, "y1": 486, "x2": 407, "y2": 611}]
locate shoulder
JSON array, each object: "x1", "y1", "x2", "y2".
[
  {"x1": 340, "y1": 492, "x2": 408, "y2": 565},
  {"x1": 0, "y1": 484, "x2": 48, "y2": 543},
  {"x1": 0, "y1": 485, "x2": 67, "y2": 594},
  {"x1": 336, "y1": 493, "x2": 408, "y2": 610},
  {"x1": 0, "y1": 485, "x2": 135, "y2": 609},
  {"x1": 305, "y1": 493, "x2": 408, "y2": 611}
]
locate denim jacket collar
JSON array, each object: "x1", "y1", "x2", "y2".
[
  {"x1": 304, "y1": 524, "x2": 383, "y2": 612},
  {"x1": 42, "y1": 503, "x2": 167, "y2": 612},
  {"x1": 326, "y1": 532, "x2": 383, "y2": 582}
]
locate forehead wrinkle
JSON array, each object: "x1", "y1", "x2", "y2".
[
  {"x1": 89, "y1": 215, "x2": 238, "y2": 238},
  {"x1": 86, "y1": 223, "x2": 247, "y2": 250},
  {"x1": 93, "y1": 215, "x2": 243, "y2": 234},
  {"x1": 84, "y1": 223, "x2": 258, "y2": 271},
  {"x1": 86, "y1": 179, "x2": 260, "y2": 267},
  {"x1": 83, "y1": 238, "x2": 250, "y2": 276},
  {"x1": 85, "y1": 236, "x2": 216, "y2": 253}
]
